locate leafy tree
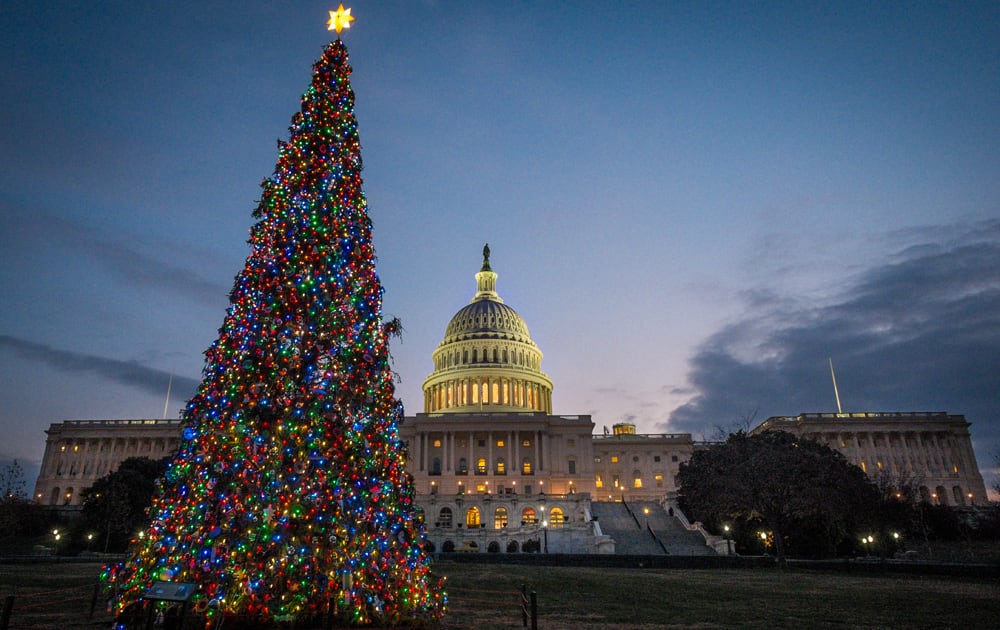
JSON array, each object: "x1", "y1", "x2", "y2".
[
  {"x1": 994, "y1": 449, "x2": 1000, "y2": 498},
  {"x1": 79, "y1": 457, "x2": 168, "y2": 552},
  {"x1": 0, "y1": 460, "x2": 48, "y2": 542},
  {"x1": 1, "y1": 459, "x2": 27, "y2": 501},
  {"x1": 678, "y1": 430, "x2": 878, "y2": 561}
]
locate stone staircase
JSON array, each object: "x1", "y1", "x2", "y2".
[{"x1": 590, "y1": 500, "x2": 715, "y2": 556}]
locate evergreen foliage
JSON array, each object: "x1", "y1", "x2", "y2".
[{"x1": 103, "y1": 37, "x2": 444, "y2": 626}]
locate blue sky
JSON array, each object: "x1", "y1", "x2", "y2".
[{"x1": 1, "y1": 1, "x2": 997, "y2": 492}]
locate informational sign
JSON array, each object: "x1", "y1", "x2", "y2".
[{"x1": 143, "y1": 581, "x2": 197, "y2": 602}]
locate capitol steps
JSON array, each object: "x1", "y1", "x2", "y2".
[{"x1": 590, "y1": 501, "x2": 715, "y2": 556}]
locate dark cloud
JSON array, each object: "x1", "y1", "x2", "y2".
[
  {"x1": 0, "y1": 335, "x2": 200, "y2": 400},
  {"x1": 667, "y1": 220, "x2": 1000, "y2": 464},
  {"x1": 0, "y1": 203, "x2": 229, "y2": 305}
]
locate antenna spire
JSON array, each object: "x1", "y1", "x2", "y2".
[
  {"x1": 163, "y1": 373, "x2": 173, "y2": 419},
  {"x1": 829, "y1": 358, "x2": 843, "y2": 415}
]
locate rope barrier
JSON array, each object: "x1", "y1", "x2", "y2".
[
  {"x1": 7, "y1": 583, "x2": 91, "y2": 599},
  {"x1": 445, "y1": 586, "x2": 520, "y2": 596}
]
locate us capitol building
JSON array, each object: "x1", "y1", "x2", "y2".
[{"x1": 32, "y1": 247, "x2": 990, "y2": 554}]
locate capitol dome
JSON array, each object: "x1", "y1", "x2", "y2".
[{"x1": 422, "y1": 245, "x2": 553, "y2": 414}]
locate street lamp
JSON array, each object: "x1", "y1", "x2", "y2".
[
  {"x1": 861, "y1": 534, "x2": 874, "y2": 556},
  {"x1": 723, "y1": 525, "x2": 733, "y2": 555}
]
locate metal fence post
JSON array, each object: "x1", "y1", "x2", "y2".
[{"x1": 1, "y1": 594, "x2": 14, "y2": 630}]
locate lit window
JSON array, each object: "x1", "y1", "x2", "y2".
[
  {"x1": 521, "y1": 507, "x2": 537, "y2": 525},
  {"x1": 496, "y1": 460, "x2": 506, "y2": 475},
  {"x1": 550, "y1": 507, "x2": 565, "y2": 528},
  {"x1": 611, "y1": 456, "x2": 619, "y2": 463},
  {"x1": 594, "y1": 456, "x2": 601, "y2": 463},
  {"x1": 861, "y1": 461, "x2": 867, "y2": 472},
  {"x1": 476, "y1": 484, "x2": 487, "y2": 494},
  {"x1": 466, "y1": 507, "x2": 481, "y2": 527},
  {"x1": 432, "y1": 439, "x2": 442, "y2": 448},
  {"x1": 496, "y1": 439, "x2": 505, "y2": 447},
  {"x1": 477, "y1": 458, "x2": 487, "y2": 474},
  {"x1": 522, "y1": 439, "x2": 531, "y2": 447},
  {"x1": 494, "y1": 507, "x2": 508, "y2": 529},
  {"x1": 595, "y1": 475, "x2": 603, "y2": 489},
  {"x1": 655, "y1": 474, "x2": 663, "y2": 488}
]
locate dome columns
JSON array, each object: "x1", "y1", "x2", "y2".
[{"x1": 424, "y1": 374, "x2": 553, "y2": 414}]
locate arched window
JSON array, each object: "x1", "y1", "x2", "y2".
[
  {"x1": 953, "y1": 486, "x2": 965, "y2": 506},
  {"x1": 458, "y1": 458, "x2": 468, "y2": 475},
  {"x1": 549, "y1": 507, "x2": 565, "y2": 528},
  {"x1": 494, "y1": 507, "x2": 508, "y2": 529},
  {"x1": 495, "y1": 458, "x2": 506, "y2": 475},
  {"x1": 431, "y1": 457, "x2": 441, "y2": 475},
  {"x1": 64, "y1": 487, "x2": 74, "y2": 505},
  {"x1": 522, "y1": 458, "x2": 533, "y2": 475},
  {"x1": 633, "y1": 471, "x2": 643, "y2": 488},
  {"x1": 466, "y1": 507, "x2": 481, "y2": 527},
  {"x1": 507, "y1": 540, "x2": 520, "y2": 553},
  {"x1": 477, "y1": 457, "x2": 487, "y2": 475},
  {"x1": 521, "y1": 507, "x2": 537, "y2": 525},
  {"x1": 438, "y1": 507, "x2": 453, "y2": 528},
  {"x1": 50, "y1": 487, "x2": 61, "y2": 505}
]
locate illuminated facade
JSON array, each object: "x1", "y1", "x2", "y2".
[
  {"x1": 753, "y1": 412, "x2": 989, "y2": 505},
  {"x1": 591, "y1": 423, "x2": 694, "y2": 502},
  {"x1": 32, "y1": 418, "x2": 182, "y2": 506},
  {"x1": 401, "y1": 246, "x2": 615, "y2": 553},
  {"x1": 29, "y1": 248, "x2": 992, "y2": 553}
]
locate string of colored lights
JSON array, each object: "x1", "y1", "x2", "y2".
[{"x1": 103, "y1": 37, "x2": 446, "y2": 626}]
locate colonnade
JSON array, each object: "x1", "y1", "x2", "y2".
[
  {"x1": 424, "y1": 376, "x2": 552, "y2": 414},
  {"x1": 809, "y1": 429, "x2": 983, "y2": 505},
  {"x1": 410, "y1": 428, "x2": 547, "y2": 480},
  {"x1": 33, "y1": 419, "x2": 182, "y2": 506}
]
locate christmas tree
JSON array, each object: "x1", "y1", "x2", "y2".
[{"x1": 104, "y1": 7, "x2": 446, "y2": 626}]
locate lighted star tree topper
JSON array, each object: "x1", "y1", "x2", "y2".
[{"x1": 103, "y1": 8, "x2": 446, "y2": 627}]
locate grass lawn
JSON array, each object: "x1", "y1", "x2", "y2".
[{"x1": 0, "y1": 560, "x2": 997, "y2": 628}]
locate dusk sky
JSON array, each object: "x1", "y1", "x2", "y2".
[{"x1": 2, "y1": 1, "x2": 997, "y2": 492}]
